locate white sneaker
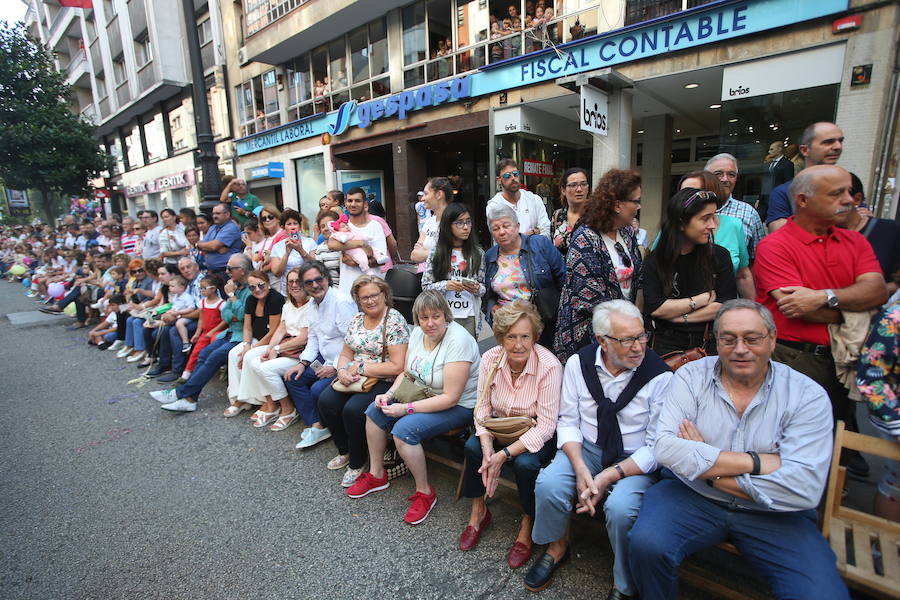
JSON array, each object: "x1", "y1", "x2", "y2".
[
  {"x1": 296, "y1": 427, "x2": 332, "y2": 449},
  {"x1": 150, "y1": 389, "x2": 177, "y2": 403},
  {"x1": 341, "y1": 466, "x2": 365, "y2": 488},
  {"x1": 126, "y1": 351, "x2": 146, "y2": 363},
  {"x1": 116, "y1": 346, "x2": 133, "y2": 359},
  {"x1": 161, "y1": 398, "x2": 197, "y2": 412},
  {"x1": 108, "y1": 340, "x2": 124, "y2": 351}
]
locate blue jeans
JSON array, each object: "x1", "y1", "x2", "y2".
[
  {"x1": 157, "y1": 321, "x2": 197, "y2": 373},
  {"x1": 365, "y1": 402, "x2": 473, "y2": 446},
  {"x1": 103, "y1": 331, "x2": 118, "y2": 343},
  {"x1": 628, "y1": 475, "x2": 849, "y2": 600},
  {"x1": 532, "y1": 441, "x2": 656, "y2": 596},
  {"x1": 125, "y1": 316, "x2": 146, "y2": 350},
  {"x1": 175, "y1": 337, "x2": 238, "y2": 403},
  {"x1": 462, "y1": 434, "x2": 557, "y2": 518},
  {"x1": 283, "y1": 357, "x2": 334, "y2": 429}
]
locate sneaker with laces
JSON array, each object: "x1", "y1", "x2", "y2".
[
  {"x1": 404, "y1": 487, "x2": 437, "y2": 525},
  {"x1": 150, "y1": 389, "x2": 177, "y2": 403},
  {"x1": 296, "y1": 426, "x2": 332, "y2": 449},
  {"x1": 181, "y1": 342, "x2": 192, "y2": 353},
  {"x1": 340, "y1": 466, "x2": 364, "y2": 488},
  {"x1": 346, "y1": 472, "x2": 389, "y2": 498},
  {"x1": 161, "y1": 398, "x2": 197, "y2": 412}
]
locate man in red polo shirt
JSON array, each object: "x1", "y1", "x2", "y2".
[{"x1": 754, "y1": 165, "x2": 885, "y2": 430}]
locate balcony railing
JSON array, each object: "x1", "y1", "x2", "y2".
[
  {"x1": 65, "y1": 51, "x2": 87, "y2": 77},
  {"x1": 244, "y1": 0, "x2": 312, "y2": 38}
]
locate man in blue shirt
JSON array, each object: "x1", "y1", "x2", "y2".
[{"x1": 197, "y1": 203, "x2": 243, "y2": 275}]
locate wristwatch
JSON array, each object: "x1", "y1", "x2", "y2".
[
  {"x1": 824, "y1": 289, "x2": 839, "y2": 309},
  {"x1": 356, "y1": 362, "x2": 366, "y2": 375},
  {"x1": 406, "y1": 403, "x2": 416, "y2": 415},
  {"x1": 273, "y1": 344, "x2": 281, "y2": 356}
]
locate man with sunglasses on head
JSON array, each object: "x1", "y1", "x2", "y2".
[
  {"x1": 197, "y1": 203, "x2": 244, "y2": 276},
  {"x1": 528, "y1": 300, "x2": 671, "y2": 596},
  {"x1": 152, "y1": 253, "x2": 253, "y2": 412},
  {"x1": 487, "y1": 159, "x2": 552, "y2": 238},
  {"x1": 282, "y1": 261, "x2": 358, "y2": 449},
  {"x1": 704, "y1": 153, "x2": 765, "y2": 259},
  {"x1": 629, "y1": 299, "x2": 849, "y2": 600}
]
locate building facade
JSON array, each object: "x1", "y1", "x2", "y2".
[
  {"x1": 25, "y1": 0, "x2": 234, "y2": 217},
  {"x1": 222, "y1": 0, "x2": 900, "y2": 254}
]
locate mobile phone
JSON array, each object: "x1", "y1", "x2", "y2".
[
  {"x1": 309, "y1": 359, "x2": 324, "y2": 371},
  {"x1": 459, "y1": 277, "x2": 477, "y2": 286},
  {"x1": 290, "y1": 231, "x2": 300, "y2": 241}
]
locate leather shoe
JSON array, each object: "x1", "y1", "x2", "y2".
[
  {"x1": 507, "y1": 541, "x2": 533, "y2": 569},
  {"x1": 524, "y1": 548, "x2": 570, "y2": 592},
  {"x1": 156, "y1": 372, "x2": 179, "y2": 383},
  {"x1": 146, "y1": 366, "x2": 169, "y2": 377},
  {"x1": 458, "y1": 508, "x2": 492, "y2": 551},
  {"x1": 606, "y1": 589, "x2": 635, "y2": 600}
]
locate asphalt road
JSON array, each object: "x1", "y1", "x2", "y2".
[{"x1": 0, "y1": 281, "x2": 729, "y2": 600}]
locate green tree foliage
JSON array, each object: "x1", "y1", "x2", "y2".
[{"x1": 0, "y1": 21, "x2": 112, "y2": 223}]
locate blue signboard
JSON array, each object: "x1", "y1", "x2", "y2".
[
  {"x1": 235, "y1": 0, "x2": 848, "y2": 156},
  {"x1": 249, "y1": 161, "x2": 285, "y2": 179}
]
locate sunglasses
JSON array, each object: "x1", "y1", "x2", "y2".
[
  {"x1": 303, "y1": 275, "x2": 326, "y2": 287},
  {"x1": 260, "y1": 214, "x2": 276, "y2": 222},
  {"x1": 287, "y1": 279, "x2": 302, "y2": 287},
  {"x1": 224, "y1": 265, "x2": 243, "y2": 271},
  {"x1": 130, "y1": 269, "x2": 144, "y2": 274},
  {"x1": 247, "y1": 283, "x2": 267, "y2": 291},
  {"x1": 200, "y1": 285, "x2": 218, "y2": 292},
  {"x1": 682, "y1": 189, "x2": 717, "y2": 208},
  {"x1": 500, "y1": 170, "x2": 521, "y2": 179}
]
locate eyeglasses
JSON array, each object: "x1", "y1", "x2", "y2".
[
  {"x1": 200, "y1": 286, "x2": 218, "y2": 292},
  {"x1": 287, "y1": 279, "x2": 302, "y2": 287},
  {"x1": 565, "y1": 181, "x2": 590, "y2": 189},
  {"x1": 358, "y1": 291, "x2": 384, "y2": 303},
  {"x1": 130, "y1": 269, "x2": 144, "y2": 274},
  {"x1": 452, "y1": 219, "x2": 473, "y2": 228},
  {"x1": 247, "y1": 283, "x2": 267, "y2": 291},
  {"x1": 717, "y1": 334, "x2": 769, "y2": 348},
  {"x1": 604, "y1": 332, "x2": 650, "y2": 347},
  {"x1": 682, "y1": 190, "x2": 717, "y2": 208},
  {"x1": 260, "y1": 214, "x2": 276, "y2": 222},
  {"x1": 224, "y1": 265, "x2": 243, "y2": 271},
  {"x1": 613, "y1": 241, "x2": 632, "y2": 269},
  {"x1": 621, "y1": 197, "x2": 642, "y2": 205},
  {"x1": 712, "y1": 170, "x2": 738, "y2": 179},
  {"x1": 500, "y1": 170, "x2": 521, "y2": 179},
  {"x1": 303, "y1": 275, "x2": 326, "y2": 287}
]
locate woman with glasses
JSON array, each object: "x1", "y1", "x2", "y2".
[
  {"x1": 236, "y1": 266, "x2": 311, "y2": 430},
  {"x1": 642, "y1": 187, "x2": 737, "y2": 356},
  {"x1": 124, "y1": 261, "x2": 177, "y2": 366},
  {"x1": 317, "y1": 275, "x2": 409, "y2": 488},
  {"x1": 422, "y1": 202, "x2": 485, "y2": 338},
  {"x1": 225, "y1": 271, "x2": 285, "y2": 423},
  {"x1": 255, "y1": 204, "x2": 287, "y2": 288},
  {"x1": 554, "y1": 169, "x2": 644, "y2": 364},
  {"x1": 411, "y1": 177, "x2": 454, "y2": 273},
  {"x1": 270, "y1": 208, "x2": 316, "y2": 294},
  {"x1": 114, "y1": 258, "x2": 155, "y2": 359},
  {"x1": 551, "y1": 168, "x2": 590, "y2": 256}
]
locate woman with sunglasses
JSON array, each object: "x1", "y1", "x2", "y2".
[
  {"x1": 411, "y1": 177, "x2": 454, "y2": 273},
  {"x1": 642, "y1": 187, "x2": 737, "y2": 356},
  {"x1": 422, "y1": 202, "x2": 485, "y2": 338},
  {"x1": 255, "y1": 204, "x2": 287, "y2": 288},
  {"x1": 114, "y1": 258, "x2": 155, "y2": 358},
  {"x1": 551, "y1": 168, "x2": 590, "y2": 256},
  {"x1": 554, "y1": 169, "x2": 644, "y2": 364}
]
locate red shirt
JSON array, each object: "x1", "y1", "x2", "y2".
[{"x1": 753, "y1": 217, "x2": 882, "y2": 345}]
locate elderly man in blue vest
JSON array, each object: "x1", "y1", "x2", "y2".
[{"x1": 527, "y1": 300, "x2": 672, "y2": 597}]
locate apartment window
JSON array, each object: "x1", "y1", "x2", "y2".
[
  {"x1": 261, "y1": 69, "x2": 280, "y2": 129},
  {"x1": 113, "y1": 57, "x2": 126, "y2": 85},
  {"x1": 236, "y1": 70, "x2": 279, "y2": 136},
  {"x1": 402, "y1": 2, "x2": 427, "y2": 66},
  {"x1": 144, "y1": 113, "x2": 166, "y2": 162},
  {"x1": 135, "y1": 37, "x2": 152, "y2": 68},
  {"x1": 197, "y1": 18, "x2": 212, "y2": 46},
  {"x1": 124, "y1": 124, "x2": 143, "y2": 169},
  {"x1": 103, "y1": 0, "x2": 116, "y2": 21}
]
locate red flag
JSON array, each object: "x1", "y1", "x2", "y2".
[{"x1": 59, "y1": 0, "x2": 93, "y2": 8}]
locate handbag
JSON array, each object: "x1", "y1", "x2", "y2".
[
  {"x1": 275, "y1": 334, "x2": 304, "y2": 359},
  {"x1": 473, "y1": 351, "x2": 537, "y2": 445},
  {"x1": 332, "y1": 313, "x2": 389, "y2": 394},
  {"x1": 658, "y1": 323, "x2": 709, "y2": 371},
  {"x1": 524, "y1": 235, "x2": 560, "y2": 323},
  {"x1": 383, "y1": 442, "x2": 409, "y2": 480},
  {"x1": 391, "y1": 335, "x2": 444, "y2": 403}
]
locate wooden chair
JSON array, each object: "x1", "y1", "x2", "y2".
[{"x1": 823, "y1": 421, "x2": 900, "y2": 599}]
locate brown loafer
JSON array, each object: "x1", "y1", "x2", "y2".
[
  {"x1": 458, "y1": 508, "x2": 492, "y2": 551},
  {"x1": 507, "y1": 540, "x2": 533, "y2": 569}
]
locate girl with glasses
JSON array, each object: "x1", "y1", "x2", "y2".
[
  {"x1": 422, "y1": 202, "x2": 486, "y2": 338},
  {"x1": 179, "y1": 274, "x2": 226, "y2": 381},
  {"x1": 554, "y1": 169, "x2": 644, "y2": 364},
  {"x1": 642, "y1": 187, "x2": 737, "y2": 356}
]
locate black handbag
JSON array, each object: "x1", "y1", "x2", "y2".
[{"x1": 524, "y1": 235, "x2": 560, "y2": 323}]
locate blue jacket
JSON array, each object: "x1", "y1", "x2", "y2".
[{"x1": 483, "y1": 233, "x2": 566, "y2": 320}]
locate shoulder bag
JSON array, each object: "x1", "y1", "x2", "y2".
[
  {"x1": 473, "y1": 351, "x2": 537, "y2": 445},
  {"x1": 392, "y1": 333, "x2": 446, "y2": 403},
  {"x1": 332, "y1": 313, "x2": 389, "y2": 394},
  {"x1": 524, "y1": 235, "x2": 560, "y2": 324}
]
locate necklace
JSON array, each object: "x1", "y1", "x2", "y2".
[{"x1": 509, "y1": 367, "x2": 524, "y2": 375}]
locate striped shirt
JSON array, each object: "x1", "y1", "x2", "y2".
[
  {"x1": 121, "y1": 233, "x2": 139, "y2": 255},
  {"x1": 475, "y1": 343, "x2": 562, "y2": 453}
]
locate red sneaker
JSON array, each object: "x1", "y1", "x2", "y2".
[
  {"x1": 404, "y1": 487, "x2": 437, "y2": 525},
  {"x1": 345, "y1": 471, "x2": 389, "y2": 499}
]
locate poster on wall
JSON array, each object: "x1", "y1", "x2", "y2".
[
  {"x1": 5, "y1": 189, "x2": 31, "y2": 216},
  {"x1": 337, "y1": 170, "x2": 386, "y2": 211}
]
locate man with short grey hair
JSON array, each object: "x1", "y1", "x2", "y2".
[
  {"x1": 528, "y1": 300, "x2": 672, "y2": 596},
  {"x1": 629, "y1": 299, "x2": 849, "y2": 600},
  {"x1": 704, "y1": 153, "x2": 765, "y2": 258}
]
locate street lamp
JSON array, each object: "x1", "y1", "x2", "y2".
[{"x1": 181, "y1": 0, "x2": 221, "y2": 211}]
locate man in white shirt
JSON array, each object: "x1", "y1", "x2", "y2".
[
  {"x1": 283, "y1": 261, "x2": 358, "y2": 449},
  {"x1": 327, "y1": 187, "x2": 388, "y2": 294},
  {"x1": 527, "y1": 300, "x2": 672, "y2": 597},
  {"x1": 486, "y1": 159, "x2": 551, "y2": 238}
]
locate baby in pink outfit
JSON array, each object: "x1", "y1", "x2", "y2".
[{"x1": 329, "y1": 213, "x2": 388, "y2": 274}]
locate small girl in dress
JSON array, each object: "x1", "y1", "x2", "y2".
[{"x1": 181, "y1": 275, "x2": 226, "y2": 380}]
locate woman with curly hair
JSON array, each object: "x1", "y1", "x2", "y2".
[{"x1": 553, "y1": 169, "x2": 643, "y2": 363}]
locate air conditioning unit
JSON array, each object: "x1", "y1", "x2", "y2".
[{"x1": 237, "y1": 46, "x2": 250, "y2": 66}]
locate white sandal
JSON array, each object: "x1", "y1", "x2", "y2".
[
  {"x1": 223, "y1": 403, "x2": 248, "y2": 418},
  {"x1": 270, "y1": 411, "x2": 298, "y2": 432}
]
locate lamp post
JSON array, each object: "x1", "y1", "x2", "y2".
[{"x1": 181, "y1": 0, "x2": 221, "y2": 211}]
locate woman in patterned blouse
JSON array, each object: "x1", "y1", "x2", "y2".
[
  {"x1": 550, "y1": 167, "x2": 590, "y2": 256},
  {"x1": 553, "y1": 169, "x2": 643, "y2": 363}
]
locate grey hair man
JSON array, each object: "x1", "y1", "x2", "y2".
[
  {"x1": 704, "y1": 153, "x2": 765, "y2": 258},
  {"x1": 528, "y1": 300, "x2": 672, "y2": 597}
]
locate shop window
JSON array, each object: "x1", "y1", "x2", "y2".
[
  {"x1": 371, "y1": 77, "x2": 391, "y2": 99},
  {"x1": 403, "y1": 2, "x2": 427, "y2": 66},
  {"x1": 624, "y1": 0, "x2": 681, "y2": 27},
  {"x1": 144, "y1": 113, "x2": 167, "y2": 162},
  {"x1": 287, "y1": 56, "x2": 311, "y2": 108},
  {"x1": 349, "y1": 25, "x2": 369, "y2": 84},
  {"x1": 563, "y1": 0, "x2": 601, "y2": 43},
  {"x1": 670, "y1": 138, "x2": 691, "y2": 164},
  {"x1": 457, "y1": 0, "x2": 490, "y2": 49},
  {"x1": 351, "y1": 84, "x2": 370, "y2": 102},
  {"x1": 404, "y1": 66, "x2": 426, "y2": 89}
]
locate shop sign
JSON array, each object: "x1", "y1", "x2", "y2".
[
  {"x1": 234, "y1": 0, "x2": 848, "y2": 157},
  {"x1": 720, "y1": 43, "x2": 845, "y2": 101},
  {"x1": 523, "y1": 159, "x2": 554, "y2": 177},
  {"x1": 249, "y1": 162, "x2": 285, "y2": 180},
  {"x1": 94, "y1": 189, "x2": 110, "y2": 200},
  {"x1": 125, "y1": 169, "x2": 196, "y2": 198},
  {"x1": 579, "y1": 84, "x2": 608, "y2": 136}
]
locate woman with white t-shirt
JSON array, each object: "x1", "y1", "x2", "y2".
[
  {"x1": 158, "y1": 208, "x2": 189, "y2": 266},
  {"x1": 270, "y1": 208, "x2": 316, "y2": 294},
  {"x1": 410, "y1": 177, "x2": 454, "y2": 273},
  {"x1": 344, "y1": 290, "x2": 481, "y2": 526},
  {"x1": 422, "y1": 202, "x2": 485, "y2": 338},
  {"x1": 242, "y1": 219, "x2": 266, "y2": 269}
]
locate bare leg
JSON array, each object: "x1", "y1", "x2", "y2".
[
  {"x1": 274, "y1": 394, "x2": 296, "y2": 416},
  {"x1": 365, "y1": 417, "x2": 389, "y2": 478},
  {"x1": 175, "y1": 318, "x2": 189, "y2": 343},
  {"x1": 516, "y1": 515, "x2": 534, "y2": 548},
  {"x1": 396, "y1": 438, "x2": 430, "y2": 494},
  {"x1": 258, "y1": 395, "x2": 278, "y2": 413},
  {"x1": 467, "y1": 497, "x2": 488, "y2": 528}
]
